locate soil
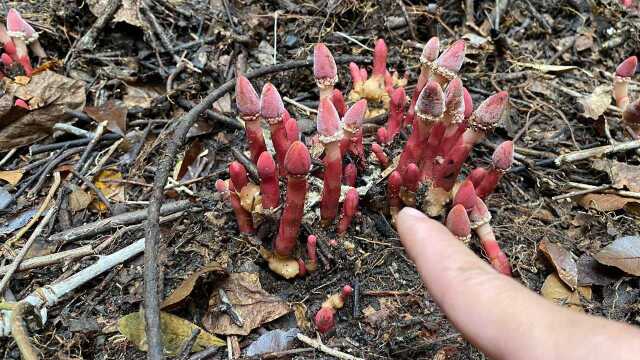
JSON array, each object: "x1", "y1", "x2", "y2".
[{"x1": 1, "y1": 0, "x2": 640, "y2": 359}]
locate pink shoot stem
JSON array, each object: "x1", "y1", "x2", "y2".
[
  {"x1": 307, "y1": 235, "x2": 318, "y2": 272},
  {"x1": 236, "y1": 76, "x2": 267, "y2": 164},
  {"x1": 331, "y1": 89, "x2": 347, "y2": 117},
  {"x1": 314, "y1": 285, "x2": 353, "y2": 333},
  {"x1": 275, "y1": 141, "x2": 311, "y2": 257},
  {"x1": 6, "y1": 9, "x2": 32, "y2": 76},
  {"x1": 0, "y1": 24, "x2": 16, "y2": 57},
  {"x1": 446, "y1": 204, "x2": 472, "y2": 243},
  {"x1": 470, "y1": 197, "x2": 512, "y2": 276},
  {"x1": 257, "y1": 151, "x2": 280, "y2": 210},
  {"x1": 339, "y1": 99, "x2": 367, "y2": 162},
  {"x1": 260, "y1": 83, "x2": 290, "y2": 175},
  {"x1": 337, "y1": 188, "x2": 359, "y2": 234},
  {"x1": 388, "y1": 171, "x2": 402, "y2": 219},
  {"x1": 343, "y1": 163, "x2": 357, "y2": 187},
  {"x1": 228, "y1": 180, "x2": 254, "y2": 234},
  {"x1": 371, "y1": 143, "x2": 389, "y2": 168},
  {"x1": 614, "y1": 56, "x2": 637, "y2": 109},
  {"x1": 475, "y1": 141, "x2": 513, "y2": 199},
  {"x1": 386, "y1": 87, "x2": 405, "y2": 142},
  {"x1": 318, "y1": 99, "x2": 344, "y2": 225},
  {"x1": 406, "y1": 37, "x2": 440, "y2": 127}
]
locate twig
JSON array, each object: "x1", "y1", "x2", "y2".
[
  {"x1": 53, "y1": 123, "x2": 94, "y2": 138},
  {"x1": 395, "y1": 0, "x2": 416, "y2": 39},
  {"x1": 27, "y1": 148, "x2": 83, "y2": 198},
  {"x1": 187, "y1": 347, "x2": 218, "y2": 360},
  {"x1": 29, "y1": 133, "x2": 121, "y2": 155},
  {"x1": 77, "y1": 122, "x2": 106, "y2": 175},
  {"x1": 10, "y1": 302, "x2": 39, "y2": 360},
  {"x1": 230, "y1": 147, "x2": 259, "y2": 182},
  {"x1": 50, "y1": 200, "x2": 192, "y2": 243},
  {"x1": 554, "y1": 139, "x2": 640, "y2": 166},
  {"x1": 247, "y1": 348, "x2": 314, "y2": 359},
  {"x1": 68, "y1": 168, "x2": 113, "y2": 214},
  {"x1": 143, "y1": 55, "x2": 370, "y2": 360},
  {"x1": 295, "y1": 333, "x2": 363, "y2": 360},
  {"x1": 0, "y1": 201, "x2": 58, "y2": 294},
  {"x1": 283, "y1": 96, "x2": 317, "y2": 115},
  {"x1": 75, "y1": 0, "x2": 121, "y2": 51},
  {"x1": 564, "y1": 181, "x2": 640, "y2": 200},
  {"x1": 0, "y1": 148, "x2": 16, "y2": 168},
  {"x1": 0, "y1": 245, "x2": 94, "y2": 275},
  {"x1": 177, "y1": 328, "x2": 201, "y2": 360},
  {"x1": 552, "y1": 184, "x2": 611, "y2": 201}
]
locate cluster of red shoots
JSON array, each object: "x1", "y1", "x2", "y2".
[
  {"x1": 1, "y1": 9, "x2": 46, "y2": 111},
  {"x1": 219, "y1": 37, "x2": 515, "y2": 333},
  {"x1": 614, "y1": 56, "x2": 640, "y2": 137}
]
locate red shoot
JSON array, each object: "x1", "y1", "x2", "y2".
[
  {"x1": 228, "y1": 180, "x2": 254, "y2": 234},
  {"x1": 371, "y1": 142, "x2": 389, "y2": 168},
  {"x1": 372, "y1": 38, "x2": 388, "y2": 77},
  {"x1": 229, "y1": 161, "x2": 249, "y2": 190},
  {"x1": 331, "y1": 89, "x2": 347, "y2": 117},
  {"x1": 446, "y1": 204, "x2": 472, "y2": 242},
  {"x1": 475, "y1": 141, "x2": 514, "y2": 199},
  {"x1": 236, "y1": 76, "x2": 267, "y2": 164},
  {"x1": 260, "y1": 83, "x2": 290, "y2": 173},
  {"x1": 318, "y1": 99, "x2": 344, "y2": 225},
  {"x1": 307, "y1": 235, "x2": 318, "y2": 272},
  {"x1": 470, "y1": 197, "x2": 511, "y2": 276},
  {"x1": 257, "y1": 152, "x2": 280, "y2": 210},
  {"x1": 386, "y1": 87, "x2": 406, "y2": 142},
  {"x1": 343, "y1": 163, "x2": 357, "y2": 187},
  {"x1": 337, "y1": 188, "x2": 359, "y2": 234},
  {"x1": 314, "y1": 43, "x2": 338, "y2": 98}
]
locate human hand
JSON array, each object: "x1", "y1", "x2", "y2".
[{"x1": 397, "y1": 207, "x2": 640, "y2": 360}]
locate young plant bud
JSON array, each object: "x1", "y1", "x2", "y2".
[
  {"x1": 331, "y1": 89, "x2": 347, "y2": 117},
  {"x1": 386, "y1": 87, "x2": 406, "y2": 141},
  {"x1": 314, "y1": 285, "x2": 353, "y2": 333},
  {"x1": 376, "y1": 127, "x2": 389, "y2": 145},
  {"x1": 614, "y1": 56, "x2": 637, "y2": 108},
  {"x1": 371, "y1": 142, "x2": 389, "y2": 168},
  {"x1": 433, "y1": 39, "x2": 466, "y2": 84},
  {"x1": 470, "y1": 197, "x2": 511, "y2": 276},
  {"x1": 314, "y1": 43, "x2": 338, "y2": 98},
  {"x1": 236, "y1": 76, "x2": 267, "y2": 164},
  {"x1": 1, "y1": 52, "x2": 12, "y2": 67},
  {"x1": 260, "y1": 83, "x2": 290, "y2": 172},
  {"x1": 343, "y1": 163, "x2": 357, "y2": 187},
  {"x1": 284, "y1": 115, "x2": 300, "y2": 142},
  {"x1": 404, "y1": 163, "x2": 420, "y2": 193},
  {"x1": 14, "y1": 98, "x2": 29, "y2": 110},
  {"x1": 229, "y1": 161, "x2": 249, "y2": 190},
  {"x1": 388, "y1": 171, "x2": 403, "y2": 218},
  {"x1": 318, "y1": 99, "x2": 344, "y2": 225},
  {"x1": 420, "y1": 36, "x2": 440, "y2": 66},
  {"x1": 446, "y1": 204, "x2": 472, "y2": 243},
  {"x1": 257, "y1": 152, "x2": 280, "y2": 210},
  {"x1": 469, "y1": 91, "x2": 508, "y2": 134},
  {"x1": 468, "y1": 167, "x2": 488, "y2": 188},
  {"x1": 6, "y1": 9, "x2": 33, "y2": 75},
  {"x1": 0, "y1": 24, "x2": 16, "y2": 56},
  {"x1": 475, "y1": 141, "x2": 514, "y2": 199},
  {"x1": 453, "y1": 179, "x2": 477, "y2": 212},
  {"x1": 275, "y1": 141, "x2": 311, "y2": 257},
  {"x1": 340, "y1": 99, "x2": 367, "y2": 159},
  {"x1": 372, "y1": 38, "x2": 388, "y2": 77},
  {"x1": 215, "y1": 179, "x2": 228, "y2": 193},
  {"x1": 228, "y1": 180, "x2": 254, "y2": 234},
  {"x1": 337, "y1": 188, "x2": 359, "y2": 234},
  {"x1": 463, "y1": 87, "x2": 474, "y2": 119},
  {"x1": 307, "y1": 235, "x2": 318, "y2": 272}
]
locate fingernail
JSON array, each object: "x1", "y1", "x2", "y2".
[{"x1": 398, "y1": 207, "x2": 426, "y2": 221}]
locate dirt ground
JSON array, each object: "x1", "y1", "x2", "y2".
[{"x1": 1, "y1": 0, "x2": 640, "y2": 359}]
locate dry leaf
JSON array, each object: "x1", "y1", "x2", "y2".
[
  {"x1": 574, "y1": 34, "x2": 594, "y2": 52},
  {"x1": 87, "y1": 0, "x2": 145, "y2": 28},
  {"x1": 212, "y1": 93, "x2": 232, "y2": 114},
  {"x1": 118, "y1": 311, "x2": 224, "y2": 356},
  {"x1": 293, "y1": 303, "x2": 311, "y2": 332},
  {"x1": 541, "y1": 273, "x2": 592, "y2": 312},
  {"x1": 577, "y1": 254, "x2": 621, "y2": 286},
  {"x1": 592, "y1": 159, "x2": 640, "y2": 192},
  {"x1": 204, "y1": 272, "x2": 291, "y2": 335},
  {"x1": 123, "y1": 83, "x2": 164, "y2": 109},
  {"x1": 510, "y1": 61, "x2": 578, "y2": 73},
  {"x1": 161, "y1": 261, "x2": 227, "y2": 309},
  {"x1": 539, "y1": 239, "x2": 578, "y2": 290},
  {"x1": 68, "y1": 184, "x2": 93, "y2": 212},
  {"x1": 84, "y1": 100, "x2": 128, "y2": 137},
  {"x1": 0, "y1": 71, "x2": 86, "y2": 150},
  {"x1": 577, "y1": 193, "x2": 640, "y2": 212},
  {"x1": 578, "y1": 85, "x2": 611, "y2": 120},
  {"x1": 92, "y1": 169, "x2": 125, "y2": 212},
  {"x1": 0, "y1": 169, "x2": 24, "y2": 186},
  {"x1": 239, "y1": 183, "x2": 261, "y2": 212},
  {"x1": 176, "y1": 140, "x2": 204, "y2": 181},
  {"x1": 593, "y1": 236, "x2": 640, "y2": 276},
  {"x1": 244, "y1": 328, "x2": 299, "y2": 357}
]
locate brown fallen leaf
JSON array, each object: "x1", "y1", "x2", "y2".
[
  {"x1": 122, "y1": 83, "x2": 164, "y2": 109},
  {"x1": 176, "y1": 140, "x2": 204, "y2": 181},
  {"x1": 68, "y1": 184, "x2": 93, "y2": 212},
  {"x1": 0, "y1": 71, "x2": 86, "y2": 150},
  {"x1": 541, "y1": 273, "x2": 592, "y2": 313},
  {"x1": 161, "y1": 261, "x2": 227, "y2": 309},
  {"x1": 577, "y1": 254, "x2": 621, "y2": 286},
  {"x1": 203, "y1": 272, "x2": 291, "y2": 335},
  {"x1": 593, "y1": 236, "x2": 640, "y2": 276},
  {"x1": 578, "y1": 85, "x2": 610, "y2": 120},
  {"x1": 87, "y1": 0, "x2": 144, "y2": 28},
  {"x1": 539, "y1": 239, "x2": 578, "y2": 290},
  {"x1": 592, "y1": 159, "x2": 640, "y2": 193},
  {"x1": 293, "y1": 303, "x2": 311, "y2": 332},
  {"x1": 118, "y1": 311, "x2": 224, "y2": 356},
  {"x1": 577, "y1": 193, "x2": 640, "y2": 212},
  {"x1": 0, "y1": 169, "x2": 24, "y2": 186},
  {"x1": 92, "y1": 169, "x2": 125, "y2": 212},
  {"x1": 84, "y1": 100, "x2": 128, "y2": 137}
]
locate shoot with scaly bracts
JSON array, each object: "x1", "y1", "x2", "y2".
[
  {"x1": 340, "y1": 99, "x2": 367, "y2": 161},
  {"x1": 0, "y1": 24, "x2": 16, "y2": 57},
  {"x1": 385, "y1": 87, "x2": 406, "y2": 142},
  {"x1": 331, "y1": 89, "x2": 347, "y2": 117},
  {"x1": 474, "y1": 141, "x2": 514, "y2": 199},
  {"x1": 314, "y1": 43, "x2": 338, "y2": 99},
  {"x1": 236, "y1": 76, "x2": 268, "y2": 164},
  {"x1": 257, "y1": 152, "x2": 280, "y2": 210},
  {"x1": 318, "y1": 99, "x2": 344, "y2": 225},
  {"x1": 224, "y1": 179, "x2": 254, "y2": 235},
  {"x1": 452, "y1": 179, "x2": 477, "y2": 212},
  {"x1": 314, "y1": 285, "x2": 353, "y2": 333},
  {"x1": 406, "y1": 36, "x2": 440, "y2": 127},
  {"x1": 306, "y1": 235, "x2": 318, "y2": 272},
  {"x1": 284, "y1": 114, "x2": 300, "y2": 142},
  {"x1": 446, "y1": 204, "x2": 472, "y2": 244},
  {"x1": 614, "y1": 56, "x2": 637, "y2": 109},
  {"x1": 6, "y1": 9, "x2": 33, "y2": 76},
  {"x1": 470, "y1": 197, "x2": 512, "y2": 276},
  {"x1": 337, "y1": 188, "x2": 359, "y2": 235},
  {"x1": 371, "y1": 142, "x2": 389, "y2": 168},
  {"x1": 401, "y1": 163, "x2": 420, "y2": 207},
  {"x1": 432, "y1": 40, "x2": 466, "y2": 86},
  {"x1": 343, "y1": 163, "x2": 357, "y2": 187},
  {"x1": 260, "y1": 83, "x2": 290, "y2": 174},
  {"x1": 388, "y1": 171, "x2": 402, "y2": 221}
]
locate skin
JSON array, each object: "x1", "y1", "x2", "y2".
[{"x1": 397, "y1": 207, "x2": 640, "y2": 360}]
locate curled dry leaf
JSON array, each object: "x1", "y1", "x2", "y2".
[
  {"x1": 541, "y1": 273, "x2": 592, "y2": 313},
  {"x1": 539, "y1": 239, "x2": 578, "y2": 290},
  {"x1": 592, "y1": 159, "x2": 640, "y2": 193},
  {"x1": 593, "y1": 236, "x2": 640, "y2": 276},
  {"x1": 161, "y1": 261, "x2": 227, "y2": 309},
  {"x1": 0, "y1": 71, "x2": 86, "y2": 150},
  {"x1": 118, "y1": 311, "x2": 224, "y2": 356},
  {"x1": 578, "y1": 85, "x2": 610, "y2": 120},
  {"x1": 203, "y1": 272, "x2": 290, "y2": 335},
  {"x1": 68, "y1": 184, "x2": 93, "y2": 212}
]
